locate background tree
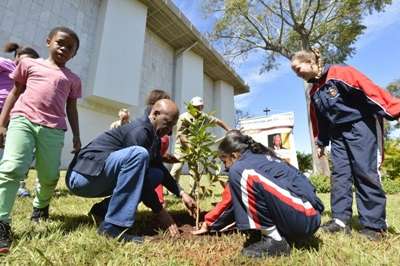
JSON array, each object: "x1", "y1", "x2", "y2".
[
  {"x1": 203, "y1": 0, "x2": 392, "y2": 175},
  {"x1": 234, "y1": 108, "x2": 250, "y2": 128},
  {"x1": 384, "y1": 80, "x2": 400, "y2": 139},
  {"x1": 179, "y1": 104, "x2": 222, "y2": 229},
  {"x1": 296, "y1": 151, "x2": 312, "y2": 173}
]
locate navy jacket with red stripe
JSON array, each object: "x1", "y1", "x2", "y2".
[
  {"x1": 310, "y1": 65, "x2": 400, "y2": 146},
  {"x1": 205, "y1": 151, "x2": 324, "y2": 226}
]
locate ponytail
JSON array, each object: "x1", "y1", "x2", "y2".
[
  {"x1": 3, "y1": 42, "x2": 20, "y2": 56},
  {"x1": 3, "y1": 42, "x2": 39, "y2": 59},
  {"x1": 310, "y1": 47, "x2": 323, "y2": 80}
]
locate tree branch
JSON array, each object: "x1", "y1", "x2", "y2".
[
  {"x1": 301, "y1": 0, "x2": 313, "y2": 25},
  {"x1": 308, "y1": 0, "x2": 321, "y2": 33},
  {"x1": 257, "y1": 0, "x2": 294, "y2": 27},
  {"x1": 238, "y1": 6, "x2": 272, "y2": 49}
]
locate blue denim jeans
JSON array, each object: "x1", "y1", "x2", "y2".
[{"x1": 66, "y1": 146, "x2": 149, "y2": 227}]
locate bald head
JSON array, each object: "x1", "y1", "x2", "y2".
[
  {"x1": 149, "y1": 99, "x2": 179, "y2": 137},
  {"x1": 152, "y1": 99, "x2": 179, "y2": 119}
]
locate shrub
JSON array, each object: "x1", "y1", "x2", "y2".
[
  {"x1": 309, "y1": 174, "x2": 400, "y2": 194},
  {"x1": 309, "y1": 174, "x2": 331, "y2": 193},
  {"x1": 382, "y1": 178, "x2": 400, "y2": 194},
  {"x1": 296, "y1": 151, "x2": 312, "y2": 173},
  {"x1": 381, "y1": 139, "x2": 400, "y2": 180}
]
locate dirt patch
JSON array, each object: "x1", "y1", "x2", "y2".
[{"x1": 132, "y1": 210, "x2": 235, "y2": 242}]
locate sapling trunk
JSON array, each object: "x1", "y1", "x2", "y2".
[{"x1": 196, "y1": 188, "x2": 200, "y2": 230}]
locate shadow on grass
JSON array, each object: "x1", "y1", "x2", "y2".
[
  {"x1": 50, "y1": 213, "x2": 93, "y2": 231},
  {"x1": 291, "y1": 236, "x2": 323, "y2": 251},
  {"x1": 15, "y1": 214, "x2": 94, "y2": 241}
]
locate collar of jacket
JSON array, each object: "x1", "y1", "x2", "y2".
[{"x1": 308, "y1": 64, "x2": 331, "y2": 96}]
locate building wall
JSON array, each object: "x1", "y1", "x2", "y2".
[
  {"x1": 213, "y1": 81, "x2": 235, "y2": 137},
  {"x1": 203, "y1": 74, "x2": 214, "y2": 113},
  {"x1": 139, "y1": 29, "x2": 174, "y2": 114},
  {"x1": 0, "y1": 0, "x2": 101, "y2": 88},
  {"x1": 174, "y1": 50, "x2": 204, "y2": 112},
  {"x1": 87, "y1": 0, "x2": 147, "y2": 107}
]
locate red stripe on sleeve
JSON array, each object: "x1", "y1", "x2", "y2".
[{"x1": 205, "y1": 184, "x2": 232, "y2": 226}]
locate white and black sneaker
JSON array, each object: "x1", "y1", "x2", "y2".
[{"x1": 321, "y1": 219, "x2": 351, "y2": 234}]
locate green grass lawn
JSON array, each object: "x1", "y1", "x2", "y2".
[{"x1": 2, "y1": 171, "x2": 400, "y2": 265}]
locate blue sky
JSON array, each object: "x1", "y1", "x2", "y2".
[{"x1": 172, "y1": 0, "x2": 400, "y2": 153}]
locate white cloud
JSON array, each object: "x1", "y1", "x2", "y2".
[
  {"x1": 243, "y1": 64, "x2": 291, "y2": 87},
  {"x1": 357, "y1": 0, "x2": 400, "y2": 47},
  {"x1": 234, "y1": 64, "x2": 292, "y2": 111}
]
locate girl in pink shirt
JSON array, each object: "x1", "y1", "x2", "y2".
[
  {"x1": 0, "y1": 42, "x2": 40, "y2": 198},
  {"x1": 0, "y1": 27, "x2": 82, "y2": 254}
]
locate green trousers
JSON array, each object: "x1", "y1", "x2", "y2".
[{"x1": 0, "y1": 116, "x2": 64, "y2": 223}]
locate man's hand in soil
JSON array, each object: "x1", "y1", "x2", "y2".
[
  {"x1": 157, "y1": 208, "x2": 180, "y2": 237},
  {"x1": 191, "y1": 222, "x2": 209, "y2": 235},
  {"x1": 181, "y1": 191, "x2": 196, "y2": 217}
]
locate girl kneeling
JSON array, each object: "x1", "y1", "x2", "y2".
[{"x1": 193, "y1": 130, "x2": 324, "y2": 258}]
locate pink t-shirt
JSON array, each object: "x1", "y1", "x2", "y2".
[
  {"x1": 10, "y1": 58, "x2": 82, "y2": 130},
  {"x1": 0, "y1": 57, "x2": 16, "y2": 109}
]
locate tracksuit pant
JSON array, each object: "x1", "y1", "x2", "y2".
[{"x1": 330, "y1": 118, "x2": 386, "y2": 230}]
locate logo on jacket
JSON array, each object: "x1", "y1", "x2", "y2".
[{"x1": 328, "y1": 86, "x2": 339, "y2": 98}]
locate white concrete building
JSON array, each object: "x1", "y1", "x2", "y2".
[{"x1": 0, "y1": 0, "x2": 248, "y2": 168}]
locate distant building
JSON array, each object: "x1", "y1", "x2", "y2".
[
  {"x1": 239, "y1": 112, "x2": 299, "y2": 167},
  {"x1": 0, "y1": 0, "x2": 249, "y2": 168}
]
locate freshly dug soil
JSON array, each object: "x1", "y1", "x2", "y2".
[{"x1": 132, "y1": 211, "x2": 207, "y2": 240}]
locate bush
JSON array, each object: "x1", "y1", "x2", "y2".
[
  {"x1": 296, "y1": 151, "x2": 312, "y2": 173},
  {"x1": 382, "y1": 178, "x2": 400, "y2": 194},
  {"x1": 310, "y1": 174, "x2": 331, "y2": 193},
  {"x1": 381, "y1": 139, "x2": 400, "y2": 180},
  {"x1": 309, "y1": 174, "x2": 400, "y2": 194}
]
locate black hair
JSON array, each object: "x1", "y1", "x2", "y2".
[
  {"x1": 218, "y1": 130, "x2": 278, "y2": 158},
  {"x1": 48, "y1": 26, "x2": 80, "y2": 51},
  {"x1": 3, "y1": 42, "x2": 39, "y2": 59}
]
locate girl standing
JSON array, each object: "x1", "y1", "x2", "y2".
[
  {"x1": 291, "y1": 50, "x2": 400, "y2": 240},
  {"x1": 0, "y1": 26, "x2": 82, "y2": 254}
]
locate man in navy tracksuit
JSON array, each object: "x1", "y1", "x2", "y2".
[
  {"x1": 193, "y1": 130, "x2": 324, "y2": 257},
  {"x1": 292, "y1": 51, "x2": 400, "y2": 240}
]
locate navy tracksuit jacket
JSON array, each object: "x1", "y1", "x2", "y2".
[
  {"x1": 309, "y1": 65, "x2": 400, "y2": 230},
  {"x1": 205, "y1": 151, "x2": 324, "y2": 240}
]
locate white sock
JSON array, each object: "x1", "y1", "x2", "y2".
[
  {"x1": 261, "y1": 226, "x2": 282, "y2": 241},
  {"x1": 334, "y1": 218, "x2": 346, "y2": 228}
]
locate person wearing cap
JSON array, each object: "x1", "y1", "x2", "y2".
[{"x1": 170, "y1": 96, "x2": 231, "y2": 183}]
